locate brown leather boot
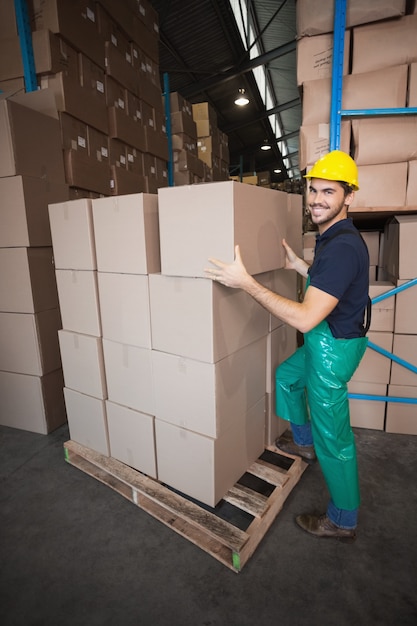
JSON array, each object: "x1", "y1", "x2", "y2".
[
  {"x1": 275, "y1": 432, "x2": 317, "y2": 464},
  {"x1": 296, "y1": 513, "x2": 356, "y2": 543}
]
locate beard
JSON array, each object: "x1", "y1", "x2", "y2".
[{"x1": 309, "y1": 197, "x2": 347, "y2": 228}]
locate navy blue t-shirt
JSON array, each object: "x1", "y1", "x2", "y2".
[{"x1": 308, "y1": 219, "x2": 370, "y2": 339}]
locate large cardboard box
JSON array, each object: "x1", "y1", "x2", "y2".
[
  {"x1": 350, "y1": 163, "x2": 407, "y2": 209},
  {"x1": 394, "y1": 279, "x2": 417, "y2": 334},
  {"x1": 48, "y1": 198, "x2": 97, "y2": 270},
  {"x1": 149, "y1": 274, "x2": 269, "y2": 363},
  {"x1": 92, "y1": 193, "x2": 160, "y2": 274},
  {"x1": 409, "y1": 63, "x2": 417, "y2": 107},
  {"x1": 155, "y1": 395, "x2": 265, "y2": 507},
  {"x1": 390, "y1": 334, "x2": 417, "y2": 386},
  {"x1": 106, "y1": 400, "x2": 157, "y2": 478},
  {"x1": 0, "y1": 248, "x2": 58, "y2": 313},
  {"x1": 351, "y1": 331, "x2": 393, "y2": 384},
  {"x1": 55, "y1": 269, "x2": 101, "y2": 336},
  {"x1": 152, "y1": 336, "x2": 267, "y2": 439},
  {"x1": 296, "y1": 0, "x2": 405, "y2": 36},
  {"x1": 368, "y1": 281, "x2": 396, "y2": 333},
  {"x1": 267, "y1": 324, "x2": 298, "y2": 394},
  {"x1": 348, "y1": 381, "x2": 387, "y2": 430},
  {"x1": 0, "y1": 369, "x2": 66, "y2": 434},
  {"x1": 352, "y1": 14, "x2": 417, "y2": 74},
  {"x1": 257, "y1": 268, "x2": 299, "y2": 332},
  {"x1": 382, "y1": 215, "x2": 417, "y2": 280},
  {"x1": 296, "y1": 31, "x2": 350, "y2": 86},
  {"x1": 58, "y1": 329, "x2": 107, "y2": 398},
  {"x1": 265, "y1": 393, "x2": 288, "y2": 446},
  {"x1": 361, "y1": 231, "x2": 380, "y2": 267},
  {"x1": 158, "y1": 181, "x2": 289, "y2": 278},
  {"x1": 352, "y1": 117, "x2": 417, "y2": 165},
  {"x1": 63, "y1": 149, "x2": 111, "y2": 196},
  {"x1": 98, "y1": 272, "x2": 152, "y2": 347},
  {"x1": 0, "y1": 90, "x2": 65, "y2": 182},
  {"x1": 406, "y1": 160, "x2": 417, "y2": 206},
  {"x1": 385, "y1": 385, "x2": 417, "y2": 434},
  {"x1": 0, "y1": 309, "x2": 62, "y2": 375},
  {"x1": 302, "y1": 65, "x2": 407, "y2": 126},
  {"x1": 299, "y1": 122, "x2": 351, "y2": 170},
  {"x1": 64, "y1": 387, "x2": 109, "y2": 455},
  {"x1": 0, "y1": 175, "x2": 68, "y2": 247},
  {"x1": 102, "y1": 339, "x2": 154, "y2": 415}
]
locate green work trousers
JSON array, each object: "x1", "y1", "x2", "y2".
[{"x1": 275, "y1": 320, "x2": 368, "y2": 510}]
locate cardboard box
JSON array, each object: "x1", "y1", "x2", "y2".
[
  {"x1": 348, "y1": 381, "x2": 387, "y2": 430},
  {"x1": 350, "y1": 163, "x2": 407, "y2": 209},
  {"x1": 92, "y1": 193, "x2": 160, "y2": 273},
  {"x1": 352, "y1": 117, "x2": 417, "y2": 165},
  {"x1": 0, "y1": 369, "x2": 66, "y2": 434},
  {"x1": 394, "y1": 279, "x2": 417, "y2": 334},
  {"x1": 158, "y1": 181, "x2": 290, "y2": 279},
  {"x1": 60, "y1": 112, "x2": 88, "y2": 152},
  {"x1": 58, "y1": 329, "x2": 107, "y2": 398},
  {"x1": 302, "y1": 65, "x2": 408, "y2": 126},
  {"x1": 409, "y1": 63, "x2": 417, "y2": 107},
  {"x1": 104, "y1": 40, "x2": 139, "y2": 96},
  {"x1": 48, "y1": 198, "x2": 97, "y2": 270},
  {"x1": 98, "y1": 272, "x2": 152, "y2": 347},
  {"x1": 0, "y1": 0, "x2": 17, "y2": 38},
  {"x1": 266, "y1": 325, "x2": 298, "y2": 394},
  {"x1": 102, "y1": 339, "x2": 154, "y2": 414},
  {"x1": 107, "y1": 106, "x2": 146, "y2": 152},
  {"x1": 0, "y1": 90, "x2": 65, "y2": 182},
  {"x1": 0, "y1": 247, "x2": 58, "y2": 313},
  {"x1": 361, "y1": 231, "x2": 380, "y2": 267},
  {"x1": 385, "y1": 384, "x2": 417, "y2": 434},
  {"x1": 149, "y1": 274, "x2": 269, "y2": 362},
  {"x1": 351, "y1": 331, "x2": 393, "y2": 384},
  {"x1": 296, "y1": 30, "x2": 350, "y2": 86},
  {"x1": 109, "y1": 164, "x2": 148, "y2": 196},
  {"x1": 0, "y1": 309, "x2": 62, "y2": 375},
  {"x1": 265, "y1": 392, "x2": 288, "y2": 446},
  {"x1": 352, "y1": 14, "x2": 417, "y2": 74},
  {"x1": 155, "y1": 395, "x2": 265, "y2": 507},
  {"x1": 249, "y1": 267, "x2": 299, "y2": 332},
  {"x1": 55, "y1": 270, "x2": 102, "y2": 336},
  {"x1": 296, "y1": 0, "x2": 405, "y2": 36},
  {"x1": 382, "y1": 215, "x2": 417, "y2": 280},
  {"x1": 152, "y1": 336, "x2": 267, "y2": 439},
  {"x1": 368, "y1": 281, "x2": 395, "y2": 333},
  {"x1": 0, "y1": 175, "x2": 68, "y2": 247},
  {"x1": 64, "y1": 387, "x2": 109, "y2": 455},
  {"x1": 63, "y1": 149, "x2": 111, "y2": 196},
  {"x1": 106, "y1": 400, "x2": 157, "y2": 478},
  {"x1": 390, "y1": 334, "x2": 417, "y2": 386},
  {"x1": 299, "y1": 122, "x2": 351, "y2": 171},
  {"x1": 406, "y1": 159, "x2": 417, "y2": 206}
]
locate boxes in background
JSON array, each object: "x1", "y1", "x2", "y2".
[
  {"x1": 0, "y1": 369, "x2": 66, "y2": 434},
  {"x1": 409, "y1": 63, "x2": 417, "y2": 107},
  {"x1": 266, "y1": 324, "x2": 298, "y2": 394},
  {"x1": 348, "y1": 381, "x2": 386, "y2": 430},
  {"x1": 64, "y1": 387, "x2": 109, "y2": 455},
  {"x1": 98, "y1": 273, "x2": 152, "y2": 347},
  {"x1": 0, "y1": 309, "x2": 62, "y2": 375},
  {"x1": 390, "y1": 334, "x2": 417, "y2": 386},
  {"x1": 394, "y1": 279, "x2": 417, "y2": 334},
  {"x1": 155, "y1": 395, "x2": 265, "y2": 507},
  {"x1": 58, "y1": 329, "x2": 107, "y2": 398},
  {"x1": 149, "y1": 274, "x2": 269, "y2": 363},
  {"x1": 257, "y1": 268, "x2": 299, "y2": 331},
  {"x1": 299, "y1": 122, "x2": 351, "y2": 170},
  {"x1": 385, "y1": 385, "x2": 417, "y2": 434},
  {"x1": 48, "y1": 198, "x2": 97, "y2": 270},
  {"x1": 351, "y1": 331, "x2": 393, "y2": 384},
  {"x1": 55, "y1": 269, "x2": 102, "y2": 336},
  {"x1": 350, "y1": 163, "x2": 407, "y2": 209},
  {"x1": 92, "y1": 193, "x2": 160, "y2": 273},
  {"x1": 368, "y1": 281, "x2": 395, "y2": 333},
  {"x1": 0, "y1": 248, "x2": 58, "y2": 313},
  {"x1": 152, "y1": 336, "x2": 267, "y2": 439},
  {"x1": 106, "y1": 401, "x2": 157, "y2": 478},
  {"x1": 352, "y1": 117, "x2": 417, "y2": 165},
  {"x1": 406, "y1": 160, "x2": 417, "y2": 206},
  {"x1": 265, "y1": 393, "x2": 288, "y2": 446},
  {"x1": 296, "y1": 30, "x2": 350, "y2": 85},
  {"x1": 158, "y1": 181, "x2": 289, "y2": 279},
  {"x1": 382, "y1": 215, "x2": 417, "y2": 280}
]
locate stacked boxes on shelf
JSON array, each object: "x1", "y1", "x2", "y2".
[
  {"x1": 169, "y1": 92, "x2": 205, "y2": 186},
  {"x1": 192, "y1": 101, "x2": 230, "y2": 182},
  {"x1": 0, "y1": 90, "x2": 68, "y2": 434},
  {"x1": 48, "y1": 181, "x2": 303, "y2": 506}
]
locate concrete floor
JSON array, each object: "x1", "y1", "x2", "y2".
[{"x1": 1, "y1": 422, "x2": 417, "y2": 626}]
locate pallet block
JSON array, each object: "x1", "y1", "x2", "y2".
[{"x1": 64, "y1": 439, "x2": 308, "y2": 572}]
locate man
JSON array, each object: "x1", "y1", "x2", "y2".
[{"x1": 205, "y1": 150, "x2": 369, "y2": 542}]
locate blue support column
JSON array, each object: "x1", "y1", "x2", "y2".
[
  {"x1": 163, "y1": 73, "x2": 174, "y2": 187},
  {"x1": 330, "y1": 0, "x2": 347, "y2": 151},
  {"x1": 14, "y1": 0, "x2": 37, "y2": 93}
]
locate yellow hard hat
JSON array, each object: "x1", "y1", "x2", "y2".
[{"x1": 304, "y1": 150, "x2": 359, "y2": 191}]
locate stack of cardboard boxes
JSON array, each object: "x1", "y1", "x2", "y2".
[
  {"x1": 0, "y1": 91, "x2": 68, "y2": 434},
  {"x1": 48, "y1": 181, "x2": 302, "y2": 506}
]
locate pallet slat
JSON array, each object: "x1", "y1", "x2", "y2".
[{"x1": 64, "y1": 439, "x2": 308, "y2": 572}]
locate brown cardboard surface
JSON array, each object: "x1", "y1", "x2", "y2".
[
  {"x1": 350, "y1": 163, "x2": 407, "y2": 209},
  {"x1": 394, "y1": 279, "x2": 417, "y2": 334},
  {"x1": 64, "y1": 387, "x2": 109, "y2": 455},
  {"x1": 406, "y1": 160, "x2": 417, "y2": 206},
  {"x1": 353, "y1": 117, "x2": 417, "y2": 165},
  {"x1": 55, "y1": 269, "x2": 102, "y2": 337},
  {"x1": 58, "y1": 329, "x2": 107, "y2": 399},
  {"x1": 257, "y1": 268, "x2": 299, "y2": 331},
  {"x1": 385, "y1": 384, "x2": 417, "y2": 434},
  {"x1": 383, "y1": 215, "x2": 417, "y2": 280},
  {"x1": 266, "y1": 325, "x2": 298, "y2": 394},
  {"x1": 390, "y1": 334, "x2": 417, "y2": 386},
  {"x1": 409, "y1": 63, "x2": 417, "y2": 107},
  {"x1": 48, "y1": 198, "x2": 97, "y2": 270},
  {"x1": 92, "y1": 193, "x2": 160, "y2": 274},
  {"x1": 63, "y1": 149, "x2": 111, "y2": 196},
  {"x1": 351, "y1": 330, "x2": 393, "y2": 384},
  {"x1": 348, "y1": 381, "x2": 387, "y2": 430},
  {"x1": 299, "y1": 122, "x2": 351, "y2": 170},
  {"x1": 368, "y1": 280, "x2": 396, "y2": 333},
  {"x1": 296, "y1": 31, "x2": 350, "y2": 86}
]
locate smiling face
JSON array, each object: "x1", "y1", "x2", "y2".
[{"x1": 307, "y1": 178, "x2": 354, "y2": 234}]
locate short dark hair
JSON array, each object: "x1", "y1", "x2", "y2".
[{"x1": 338, "y1": 181, "x2": 355, "y2": 197}]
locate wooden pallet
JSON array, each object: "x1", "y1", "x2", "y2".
[{"x1": 64, "y1": 440, "x2": 308, "y2": 572}]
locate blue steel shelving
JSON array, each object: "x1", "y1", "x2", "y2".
[
  {"x1": 14, "y1": 0, "x2": 37, "y2": 93},
  {"x1": 330, "y1": 0, "x2": 417, "y2": 411}
]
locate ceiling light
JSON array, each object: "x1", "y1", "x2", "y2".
[
  {"x1": 234, "y1": 88, "x2": 249, "y2": 106},
  {"x1": 274, "y1": 168, "x2": 282, "y2": 173},
  {"x1": 261, "y1": 140, "x2": 271, "y2": 151}
]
